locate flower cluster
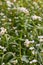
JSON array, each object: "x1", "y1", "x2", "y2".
[
  {"x1": 24, "y1": 39, "x2": 34, "y2": 47},
  {"x1": 0, "y1": 27, "x2": 7, "y2": 35},
  {"x1": 31, "y1": 15, "x2": 42, "y2": 21},
  {"x1": 17, "y1": 7, "x2": 29, "y2": 15},
  {"x1": 0, "y1": 0, "x2": 43, "y2": 65}
]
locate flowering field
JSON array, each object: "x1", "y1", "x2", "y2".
[{"x1": 0, "y1": 0, "x2": 43, "y2": 65}]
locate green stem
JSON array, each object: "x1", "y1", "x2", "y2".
[
  {"x1": 19, "y1": 33, "x2": 22, "y2": 65},
  {"x1": 19, "y1": 41, "x2": 22, "y2": 65}
]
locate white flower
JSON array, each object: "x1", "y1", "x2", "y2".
[
  {"x1": 32, "y1": 59, "x2": 37, "y2": 62},
  {"x1": 0, "y1": 46, "x2": 4, "y2": 49},
  {"x1": 6, "y1": 1, "x2": 11, "y2": 7},
  {"x1": 33, "y1": 2, "x2": 38, "y2": 5},
  {"x1": 21, "y1": 55, "x2": 29, "y2": 63},
  {"x1": 31, "y1": 15, "x2": 38, "y2": 20},
  {"x1": 7, "y1": 7, "x2": 11, "y2": 10},
  {"x1": 1, "y1": 19, "x2": 5, "y2": 21},
  {"x1": 0, "y1": 45, "x2": 6, "y2": 52},
  {"x1": 3, "y1": 16, "x2": 7, "y2": 18},
  {"x1": 29, "y1": 47, "x2": 34, "y2": 50},
  {"x1": 39, "y1": 39, "x2": 43, "y2": 42},
  {"x1": 38, "y1": 36, "x2": 43, "y2": 39},
  {"x1": 24, "y1": 39, "x2": 30, "y2": 47},
  {"x1": 32, "y1": 50, "x2": 35, "y2": 55},
  {"x1": 6, "y1": 1, "x2": 13, "y2": 7},
  {"x1": 18, "y1": 7, "x2": 29, "y2": 14},
  {"x1": 10, "y1": 60, "x2": 18, "y2": 64},
  {"x1": 15, "y1": 30, "x2": 18, "y2": 36},
  {"x1": 30, "y1": 59, "x2": 37, "y2": 64},
  {"x1": 0, "y1": 27, "x2": 7, "y2": 35},
  {"x1": 2, "y1": 63, "x2": 5, "y2": 65},
  {"x1": 0, "y1": 12, "x2": 4, "y2": 16},
  {"x1": 14, "y1": 0, "x2": 16, "y2": 2},
  {"x1": 38, "y1": 16, "x2": 42, "y2": 21},
  {"x1": 9, "y1": 19, "x2": 12, "y2": 21},
  {"x1": 38, "y1": 36, "x2": 43, "y2": 42},
  {"x1": 33, "y1": 2, "x2": 39, "y2": 8},
  {"x1": 24, "y1": 35, "x2": 26, "y2": 37},
  {"x1": 31, "y1": 15, "x2": 42, "y2": 21},
  {"x1": 36, "y1": 44, "x2": 40, "y2": 47},
  {"x1": 13, "y1": 27, "x2": 17, "y2": 29},
  {"x1": 24, "y1": 39, "x2": 34, "y2": 47},
  {"x1": 3, "y1": 48, "x2": 6, "y2": 52}
]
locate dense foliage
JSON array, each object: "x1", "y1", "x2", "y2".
[{"x1": 0, "y1": 0, "x2": 43, "y2": 65}]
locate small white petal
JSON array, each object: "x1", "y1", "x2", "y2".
[
  {"x1": 30, "y1": 59, "x2": 37, "y2": 64},
  {"x1": 38, "y1": 36, "x2": 43, "y2": 39},
  {"x1": 29, "y1": 47, "x2": 34, "y2": 50},
  {"x1": 36, "y1": 44, "x2": 40, "y2": 47},
  {"x1": 31, "y1": 15, "x2": 42, "y2": 21}
]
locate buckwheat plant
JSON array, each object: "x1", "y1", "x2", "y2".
[{"x1": 0, "y1": 0, "x2": 43, "y2": 65}]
